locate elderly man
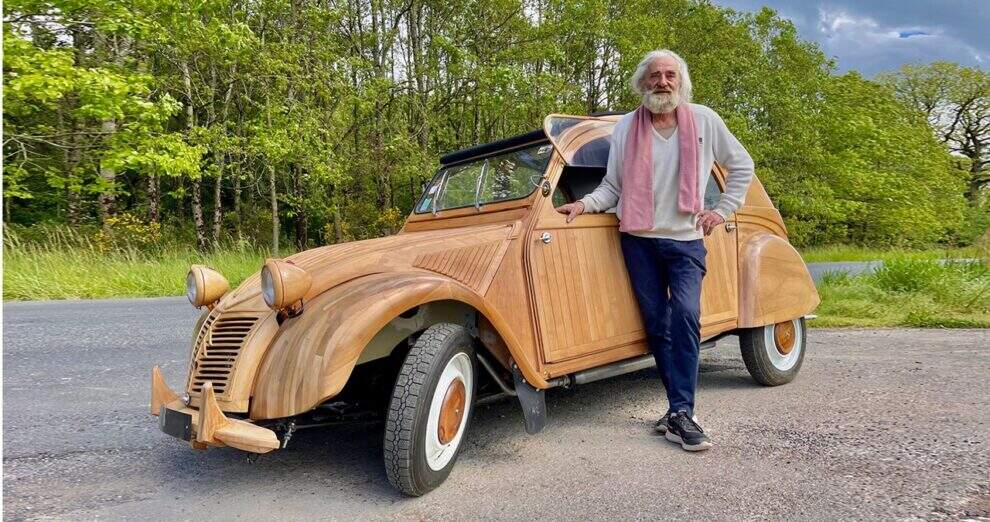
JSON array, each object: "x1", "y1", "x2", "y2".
[{"x1": 555, "y1": 50, "x2": 754, "y2": 452}]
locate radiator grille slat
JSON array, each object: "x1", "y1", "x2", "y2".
[{"x1": 187, "y1": 311, "x2": 261, "y2": 397}]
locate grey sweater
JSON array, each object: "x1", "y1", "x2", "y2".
[{"x1": 579, "y1": 104, "x2": 755, "y2": 241}]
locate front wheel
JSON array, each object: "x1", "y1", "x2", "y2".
[
  {"x1": 383, "y1": 323, "x2": 476, "y2": 496},
  {"x1": 739, "y1": 317, "x2": 807, "y2": 386}
]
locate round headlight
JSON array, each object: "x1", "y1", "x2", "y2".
[
  {"x1": 185, "y1": 271, "x2": 199, "y2": 304},
  {"x1": 261, "y1": 264, "x2": 277, "y2": 307},
  {"x1": 261, "y1": 258, "x2": 312, "y2": 310},
  {"x1": 186, "y1": 265, "x2": 230, "y2": 308}
]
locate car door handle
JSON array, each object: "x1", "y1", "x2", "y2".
[{"x1": 540, "y1": 232, "x2": 552, "y2": 244}]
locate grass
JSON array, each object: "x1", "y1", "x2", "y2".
[
  {"x1": 3, "y1": 225, "x2": 279, "y2": 301},
  {"x1": 811, "y1": 255, "x2": 990, "y2": 328},
  {"x1": 5, "y1": 225, "x2": 990, "y2": 329},
  {"x1": 798, "y1": 244, "x2": 982, "y2": 263}
]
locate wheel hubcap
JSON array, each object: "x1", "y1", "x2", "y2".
[
  {"x1": 774, "y1": 321, "x2": 796, "y2": 355},
  {"x1": 424, "y1": 352, "x2": 473, "y2": 471},
  {"x1": 763, "y1": 318, "x2": 803, "y2": 371},
  {"x1": 437, "y1": 378, "x2": 465, "y2": 444}
]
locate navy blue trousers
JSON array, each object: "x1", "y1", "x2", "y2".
[{"x1": 619, "y1": 233, "x2": 707, "y2": 417}]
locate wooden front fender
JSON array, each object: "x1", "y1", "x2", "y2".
[
  {"x1": 249, "y1": 270, "x2": 540, "y2": 420},
  {"x1": 737, "y1": 234, "x2": 821, "y2": 328}
]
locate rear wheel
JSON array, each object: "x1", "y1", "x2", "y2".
[
  {"x1": 383, "y1": 323, "x2": 476, "y2": 496},
  {"x1": 739, "y1": 317, "x2": 807, "y2": 386}
]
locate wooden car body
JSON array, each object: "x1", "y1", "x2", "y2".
[{"x1": 150, "y1": 113, "x2": 820, "y2": 454}]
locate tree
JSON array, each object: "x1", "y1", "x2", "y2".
[{"x1": 881, "y1": 62, "x2": 990, "y2": 201}]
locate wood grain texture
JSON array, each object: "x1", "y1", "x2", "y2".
[
  {"x1": 249, "y1": 271, "x2": 541, "y2": 420},
  {"x1": 414, "y1": 241, "x2": 503, "y2": 293},
  {"x1": 528, "y1": 225, "x2": 643, "y2": 363},
  {"x1": 150, "y1": 365, "x2": 178, "y2": 416},
  {"x1": 197, "y1": 382, "x2": 279, "y2": 453},
  {"x1": 184, "y1": 310, "x2": 278, "y2": 413},
  {"x1": 737, "y1": 233, "x2": 821, "y2": 328}
]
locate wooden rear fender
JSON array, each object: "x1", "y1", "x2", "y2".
[
  {"x1": 737, "y1": 233, "x2": 821, "y2": 328},
  {"x1": 249, "y1": 271, "x2": 540, "y2": 420}
]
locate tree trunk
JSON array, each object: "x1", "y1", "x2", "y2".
[
  {"x1": 148, "y1": 174, "x2": 159, "y2": 224},
  {"x1": 332, "y1": 204, "x2": 344, "y2": 243},
  {"x1": 211, "y1": 155, "x2": 224, "y2": 247},
  {"x1": 97, "y1": 118, "x2": 118, "y2": 227},
  {"x1": 182, "y1": 60, "x2": 207, "y2": 251},
  {"x1": 233, "y1": 167, "x2": 242, "y2": 241},
  {"x1": 269, "y1": 164, "x2": 279, "y2": 256},
  {"x1": 191, "y1": 178, "x2": 207, "y2": 251}
]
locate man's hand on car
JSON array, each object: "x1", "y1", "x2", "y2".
[
  {"x1": 555, "y1": 201, "x2": 585, "y2": 223},
  {"x1": 696, "y1": 210, "x2": 725, "y2": 236}
]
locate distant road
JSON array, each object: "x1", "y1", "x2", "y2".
[{"x1": 805, "y1": 261, "x2": 881, "y2": 282}]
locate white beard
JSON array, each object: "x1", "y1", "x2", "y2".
[{"x1": 642, "y1": 90, "x2": 680, "y2": 114}]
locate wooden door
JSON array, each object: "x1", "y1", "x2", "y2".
[
  {"x1": 528, "y1": 215, "x2": 645, "y2": 363},
  {"x1": 699, "y1": 172, "x2": 739, "y2": 329},
  {"x1": 700, "y1": 218, "x2": 739, "y2": 327}
]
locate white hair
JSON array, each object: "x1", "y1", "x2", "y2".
[{"x1": 629, "y1": 49, "x2": 693, "y2": 104}]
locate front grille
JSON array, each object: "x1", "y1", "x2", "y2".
[{"x1": 188, "y1": 312, "x2": 261, "y2": 397}]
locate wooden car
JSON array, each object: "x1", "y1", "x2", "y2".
[{"x1": 151, "y1": 113, "x2": 820, "y2": 496}]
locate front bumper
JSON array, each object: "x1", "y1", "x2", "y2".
[{"x1": 151, "y1": 366, "x2": 280, "y2": 453}]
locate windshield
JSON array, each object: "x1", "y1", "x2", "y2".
[{"x1": 415, "y1": 143, "x2": 553, "y2": 214}]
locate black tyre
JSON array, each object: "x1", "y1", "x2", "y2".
[
  {"x1": 739, "y1": 317, "x2": 807, "y2": 386},
  {"x1": 383, "y1": 323, "x2": 476, "y2": 496}
]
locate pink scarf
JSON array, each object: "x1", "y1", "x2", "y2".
[{"x1": 618, "y1": 104, "x2": 701, "y2": 232}]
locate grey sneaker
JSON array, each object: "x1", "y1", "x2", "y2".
[{"x1": 665, "y1": 411, "x2": 713, "y2": 451}]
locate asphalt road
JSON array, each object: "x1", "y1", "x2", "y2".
[{"x1": 4, "y1": 297, "x2": 989, "y2": 520}]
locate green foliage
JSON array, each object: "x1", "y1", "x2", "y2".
[
  {"x1": 2, "y1": 0, "x2": 986, "y2": 261},
  {"x1": 2, "y1": 224, "x2": 276, "y2": 299},
  {"x1": 814, "y1": 254, "x2": 990, "y2": 328}
]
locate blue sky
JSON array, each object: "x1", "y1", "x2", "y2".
[{"x1": 714, "y1": 0, "x2": 989, "y2": 76}]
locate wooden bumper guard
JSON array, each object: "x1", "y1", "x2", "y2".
[{"x1": 150, "y1": 366, "x2": 280, "y2": 454}]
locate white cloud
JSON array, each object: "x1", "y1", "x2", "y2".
[
  {"x1": 812, "y1": 7, "x2": 985, "y2": 75},
  {"x1": 714, "y1": 0, "x2": 988, "y2": 76}
]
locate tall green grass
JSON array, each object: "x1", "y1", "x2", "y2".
[
  {"x1": 3, "y1": 225, "x2": 277, "y2": 300},
  {"x1": 799, "y1": 244, "x2": 981, "y2": 263},
  {"x1": 813, "y1": 254, "x2": 990, "y2": 328}
]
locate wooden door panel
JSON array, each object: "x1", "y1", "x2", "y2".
[
  {"x1": 700, "y1": 224, "x2": 739, "y2": 327},
  {"x1": 530, "y1": 228, "x2": 645, "y2": 363}
]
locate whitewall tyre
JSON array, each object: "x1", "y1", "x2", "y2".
[
  {"x1": 739, "y1": 317, "x2": 807, "y2": 386},
  {"x1": 384, "y1": 323, "x2": 476, "y2": 496}
]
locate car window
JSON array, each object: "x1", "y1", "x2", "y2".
[
  {"x1": 704, "y1": 174, "x2": 721, "y2": 210},
  {"x1": 544, "y1": 116, "x2": 614, "y2": 167},
  {"x1": 416, "y1": 144, "x2": 552, "y2": 214}
]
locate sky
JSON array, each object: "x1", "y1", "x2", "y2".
[{"x1": 713, "y1": 0, "x2": 989, "y2": 77}]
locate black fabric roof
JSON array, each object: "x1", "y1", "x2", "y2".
[
  {"x1": 439, "y1": 129, "x2": 547, "y2": 165},
  {"x1": 438, "y1": 111, "x2": 628, "y2": 166}
]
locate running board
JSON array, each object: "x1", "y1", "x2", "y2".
[
  {"x1": 571, "y1": 339, "x2": 716, "y2": 386},
  {"x1": 507, "y1": 338, "x2": 718, "y2": 435}
]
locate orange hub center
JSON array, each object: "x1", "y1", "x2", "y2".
[
  {"x1": 437, "y1": 378, "x2": 466, "y2": 444},
  {"x1": 774, "y1": 321, "x2": 796, "y2": 355}
]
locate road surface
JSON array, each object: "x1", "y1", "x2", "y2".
[{"x1": 3, "y1": 297, "x2": 989, "y2": 520}]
